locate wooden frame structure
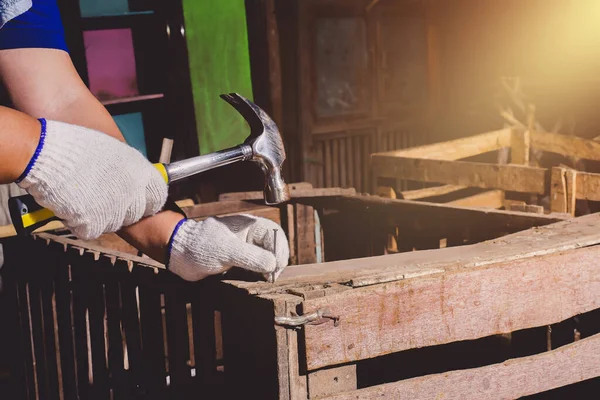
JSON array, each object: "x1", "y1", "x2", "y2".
[
  {"x1": 372, "y1": 127, "x2": 600, "y2": 216},
  {"x1": 2, "y1": 190, "x2": 582, "y2": 399}
]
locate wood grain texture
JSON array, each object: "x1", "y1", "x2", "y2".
[
  {"x1": 372, "y1": 156, "x2": 547, "y2": 194},
  {"x1": 376, "y1": 129, "x2": 510, "y2": 160},
  {"x1": 302, "y1": 244, "x2": 600, "y2": 370},
  {"x1": 511, "y1": 129, "x2": 530, "y2": 165},
  {"x1": 398, "y1": 185, "x2": 465, "y2": 200},
  {"x1": 551, "y1": 167, "x2": 577, "y2": 215},
  {"x1": 324, "y1": 332, "x2": 600, "y2": 400},
  {"x1": 574, "y1": 170, "x2": 600, "y2": 201},
  {"x1": 308, "y1": 365, "x2": 357, "y2": 398},
  {"x1": 446, "y1": 190, "x2": 504, "y2": 209},
  {"x1": 531, "y1": 130, "x2": 600, "y2": 162}
]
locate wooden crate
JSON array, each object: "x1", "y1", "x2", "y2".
[
  {"x1": 4, "y1": 192, "x2": 592, "y2": 399},
  {"x1": 371, "y1": 127, "x2": 600, "y2": 216}
]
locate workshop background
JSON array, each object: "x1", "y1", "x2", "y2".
[{"x1": 2, "y1": 0, "x2": 600, "y2": 397}]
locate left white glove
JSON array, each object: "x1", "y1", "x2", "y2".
[{"x1": 168, "y1": 214, "x2": 290, "y2": 282}]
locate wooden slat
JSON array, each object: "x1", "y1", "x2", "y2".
[
  {"x1": 16, "y1": 272, "x2": 38, "y2": 400},
  {"x1": 323, "y1": 332, "x2": 600, "y2": 400},
  {"x1": 531, "y1": 130, "x2": 600, "y2": 162},
  {"x1": 372, "y1": 156, "x2": 547, "y2": 194},
  {"x1": 182, "y1": 200, "x2": 275, "y2": 219},
  {"x1": 377, "y1": 129, "x2": 511, "y2": 160},
  {"x1": 218, "y1": 187, "x2": 356, "y2": 202},
  {"x1": 69, "y1": 249, "x2": 91, "y2": 398},
  {"x1": 363, "y1": 134, "x2": 371, "y2": 193},
  {"x1": 346, "y1": 137, "x2": 354, "y2": 189},
  {"x1": 339, "y1": 139, "x2": 347, "y2": 188},
  {"x1": 190, "y1": 282, "x2": 218, "y2": 387},
  {"x1": 574, "y1": 170, "x2": 600, "y2": 201},
  {"x1": 295, "y1": 204, "x2": 316, "y2": 264},
  {"x1": 136, "y1": 267, "x2": 167, "y2": 393},
  {"x1": 398, "y1": 185, "x2": 466, "y2": 200},
  {"x1": 324, "y1": 140, "x2": 332, "y2": 187},
  {"x1": 164, "y1": 277, "x2": 192, "y2": 392},
  {"x1": 332, "y1": 139, "x2": 339, "y2": 187},
  {"x1": 354, "y1": 136, "x2": 362, "y2": 192},
  {"x1": 551, "y1": 167, "x2": 577, "y2": 214},
  {"x1": 317, "y1": 143, "x2": 324, "y2": 188},
  {"x1": 511, "y1": 129, "x2": 530, "y2": 164},
  {"x1": 445, "y1": 190, "x2": 505, "y2": 209},
  {"x1": 302, "y1": 245, "x2": 600, "y2": 370}
]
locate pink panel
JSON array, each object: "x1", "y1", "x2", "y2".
[{"x1": 84, "y1": 29, "x2": 139, "y2": 101}]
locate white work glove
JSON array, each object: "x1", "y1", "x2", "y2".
[
  {"x1": 168, "y1": 214, "x2": 290, "y2": 282},
  {"x1": 16, "y1": 119, "x2": 168, "y2": 240}
]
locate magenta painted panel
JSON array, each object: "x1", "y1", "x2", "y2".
[{"x1": 83, "y1": 29, "x2": 139, "y2": 101}]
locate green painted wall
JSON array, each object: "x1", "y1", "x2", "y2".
[{"x1": 182, "y1": 0, "x2": 254, "y2": 155}]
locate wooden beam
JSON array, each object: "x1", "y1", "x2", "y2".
[
  {"x1": 574, "y1": 170, "x2": 600, "y2": 201},
  {"x1": 218, "y1": 187, "x2": 355, "y2": 202},
  {"x1": 322, "y1": 331, "x2": 600, "y2": 400},
  {"x1": 511, "y1": 129, "x2": 530, "y2": 165},
  {"x1": 398, "y1": 185, "x2": 465, "y2": 200},
  {"x1": 531, "y1": 130, "x2": 600, "y2": 162},
  {"x1": 372, "y1": 156, "x2": 547, "y2": 194},
  {"x1": 374, "y1": 129, "x2": 511, "y2": 160},
  {"x1": 551, "y1": 167, "x2": 577, "y2": 215},
  {"x1": 302, "y1": 245, "x2": 600, "y2": 370},
  {"x1": 445, "y1": 190, "x2": 505, "y2": 209},
  {"x1": 297, "y1": 195, "x2": 563, "y2": 238}
]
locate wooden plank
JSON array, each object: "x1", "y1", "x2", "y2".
[
  {"x1": 531, "y1": 130, "x2": 600, "y2": 162},
  {"x1": 308, "y1": 365, "x2": 357, "y2": 398},
  {"x1": 233, "y1": 209, "x2": 591, "y2": 294},
  {"x1": 218, "y1": 187, "x2": 356, "y2": 202},
  {"x1": 181, "y1": 200, "x2": 274, "y2": 219},
  {"x1": 551, "y1": 167, "x2": 577, "y2": 215},
  {"x1": 339, "y1": 138, "x2": 347, "y2": 188},
  {"x1": 190, "y1": 282, "x2": 218, "y2": 387},
  {"x1": 296, "y1": 204, "x2": 316, "y2": 264},
  {"x1": 511, "y1": 129, "x2": 530, "y2": 165},
  {"x1": 398, "y1": 185, "x2": 465, "y2": 200},
  {"x1": 375, "y1": 129, "x2": 511, "y2": 160},
  {"x1": 354, "y1": 136, "x2": 362, "y2": 192},
  {"x1": 323, "y1": 331, "x2": 600, "y2": 400},
  {"x1": 363, "y1": 134, "x2": 371, "y2": 193},
  {"x1": 302, "y1": 245, "x2": 600, "y2": 370},
  {"x1": 346, "y1": 138, "x2": 355, "y2": 189},
  {"x1": 332, "y1": 139, "x2": 339, "y2": 187},
  {"x1": 446, "y1": 190, "x2": 505, "y2": 209},
  {"x1": 372, "y1": 156, "x2": 547, "y2": 194},
  {"x1": 574, "y1": 170, "x2": 600, "y2": 201},
  {"x1": 325, "y1": 140, "x2": 332, "y2": 187}
]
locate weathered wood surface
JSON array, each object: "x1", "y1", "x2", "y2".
[
  {"x1": 218, "y1": 187, "x2": 356, "y2": 202},
  {"x1": 301, "y1": 243, "x2": 600, "y2": 370},
  {"x1": 308, "y1": 365, "x2": 357, "y2": 398},
  {"x1": 376, "y1": 129, "x2": 510, "y2": 160},
  {"x1": 372, "y1": 156, "x2": 547, "y2": 194},
  {"x1": 531, "y1": 130, "x2": 600, "y2": 162},
  {"x1": 181, "y1": 200, "x2": 277, "y2": 220},
  {"x1": 398, "y1": 185, "x2": 465, "y2": 200},
  {"x1": 573, "y1": 170, "x2": 600, "y2": 201},
  {"x1": 511, "y1": 129, "x2": 530, "y2": 165},
  {"x1": 231, "y1": 213, "x2": 597, "y2": 301},
  {"x1": 297, "y1": 195, "x2": 565, "y2": 239},
  {"x1": 446, "y1": 189, "x2": 504, "y2": 209},
  {"x1": 551, "y1": 167, "x2": 578, "y2": 214},
  {"x1": 322, "y1": 331, "x2": 600, "y2": 400}
]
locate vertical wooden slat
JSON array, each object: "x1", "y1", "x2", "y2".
[
  {"x1": 354, "y1": 136, "x2": 362, "y2": 193},
  {"x1": 117, "y1": 260, "x2": 144, "y2": 394},
  {"x1": 37, "y1": 242, "x2": 60, "y2": 400},
  {"x1": 346, "y1": 137, "x2": 355, "y2": 189},
  {"x1": 16, "y1": 277, "x2": 37, "y2": 400},
  {"x1": 363, "y1": 134, "x2": 371, "y2": 194},
  {"x1": 101, "y1": 257, "x2": 126, "y2": 399},
  {"x1": 69, "y1": 249, "x2": 90, "y2": 399},
  {"x1": 324, "y1": 140, "x2": 332, "y2": 187},
  {"x1": 295, "y1": 203, "x2": 317, "y2": 264},
  {"x1": 332, "y1": 139, "x2": 339, "y2": 187},
  {"x1": 136, "y1": 267, "x2": 167, "y2": 394},
  {"x1": 51, "y1": 243, "x2": 78, "y2": 400},
  {"x1": 164, "y1": 277, "x2": 191, "y2": 393},
  {"x1": 316, "y1": 143, "x2": 324, "y2": 188},
  {"x1": 190, "y1": 281, "x2": 218, "y2": 388},
  {"x1": 339, "y1": 138, "x2": 347, "y2": 188}
]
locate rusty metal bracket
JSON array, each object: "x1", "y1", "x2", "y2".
[{"x1": 274, "y1": 308, "x2": 340, "y2": 328}]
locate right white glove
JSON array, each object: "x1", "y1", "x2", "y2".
[
  {"x1": 16, "y1": 119, "x2": 168, "y2": 240},
  {"x1": 168, "y1": 215, "x2": 290, "y2": 282}
]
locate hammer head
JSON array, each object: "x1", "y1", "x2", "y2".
[{"x1": 220, "y1": 93, "x2": 290, "y2": 205}]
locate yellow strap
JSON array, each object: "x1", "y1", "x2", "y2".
[
  {"x1": 22, "y1": 207, "x2": 56, "y2": 228},
  {"x1": 154, "y1": 163, "x2": 170, "y2": 184}
]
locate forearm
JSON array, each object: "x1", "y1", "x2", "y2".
[{"x1": 0, "y1": 106, "x2": 42, "y2": 183}]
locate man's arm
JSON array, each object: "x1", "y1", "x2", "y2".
[{"x1": 0, "y1": 48, "x2": 181, "y2": 262}]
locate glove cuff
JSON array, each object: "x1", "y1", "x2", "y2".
[
  {"x1": 15, "y1": 118, "x2": 47, "y2": 184},
  {"x1": 166, "y1": 217, "x2": 190, "y2": 270}
]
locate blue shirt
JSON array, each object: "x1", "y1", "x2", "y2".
[{"x1": 0, "y1": 0, "x2": 67, "y2": 51}]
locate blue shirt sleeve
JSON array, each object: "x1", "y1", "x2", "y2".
[{"x1": 0, "y1": 0, "x2": 67, "y2": 52}]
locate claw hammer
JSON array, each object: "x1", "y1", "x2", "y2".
[{"x1": 9, "y1": 93, "x2": 291, "y2": 236}]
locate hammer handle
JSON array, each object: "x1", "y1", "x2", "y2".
[{"x1": 9, "y1": 163, "x2": 171, "y2": 236}]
